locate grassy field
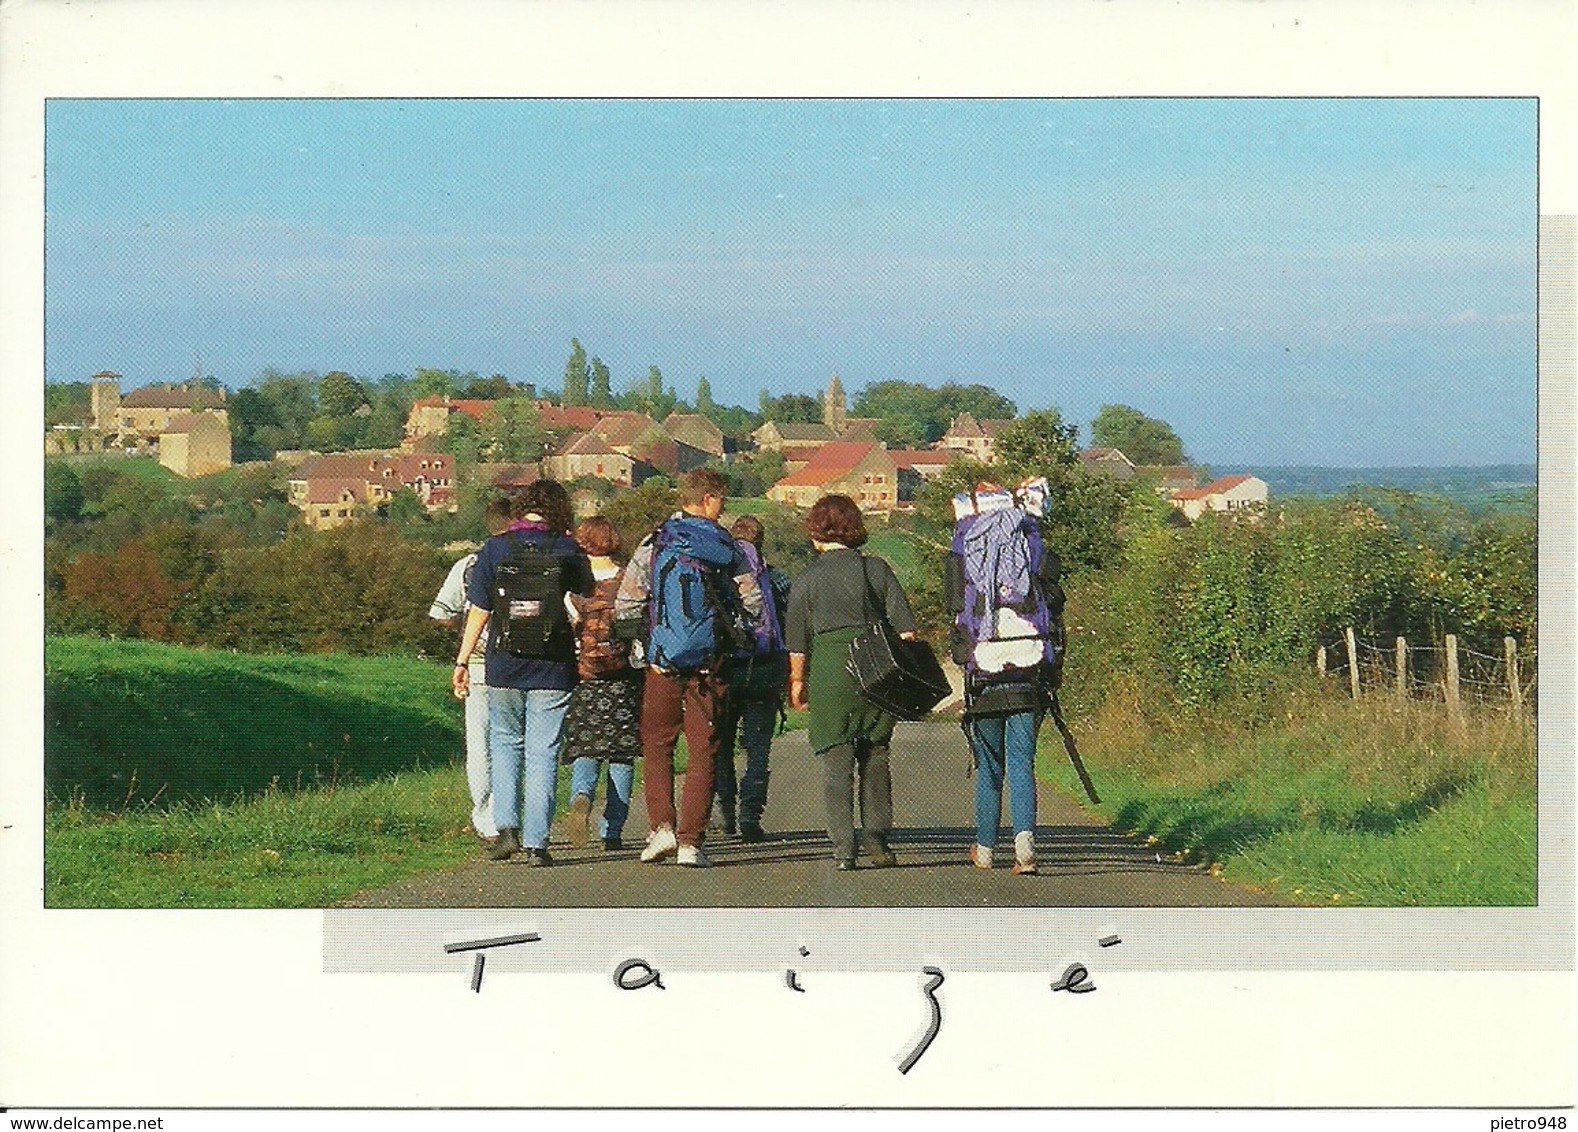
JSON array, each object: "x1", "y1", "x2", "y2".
[{"x1": 1039, "y1": 683, "x2": 1537, "y2": 905}]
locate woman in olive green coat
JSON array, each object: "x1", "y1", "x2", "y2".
[{"x1": 785, "y1": 494, "x2": 917, "y2": 871}]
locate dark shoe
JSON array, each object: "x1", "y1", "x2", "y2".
[
  {"x1": 602, "y1": 836, "x2": 623, "y2": 852},
  {"x1": 524, "y1": 847, "x2": 554, "y2": 867},
  {"x1": 487, "y1": 829, "x2": 521, "y2": 861},
  {"x1": 566, "y1": 794, "x2": 591, "y2": 848},
  {"x1": 739, "y1": 822, "x2": 765, "y2": 844},
  {"x1": 834, "y1": 858, "x2": 858, "y2": 871},
  {"x1": 865, "y1": 838, "x2": 898, "y2": 869}
]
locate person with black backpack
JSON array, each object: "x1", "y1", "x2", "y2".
[
  {"x1": 711, "y1": 515, "x2": 792, "y2": 843},
  {"x1": 452, "y1": 480, "x2": 595, "y2": 865},
  {"x1": 614, "y1": 469, "x2": 762, "y2": 868},
  {"x1": 946, "y1": 479, "x2": 1066, "y2": 876}
]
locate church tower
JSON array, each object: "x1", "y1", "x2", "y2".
[
  {"x1": 90, "y1": 371, "x2": 121, "y2": 433},
  {"x1": 823, "y1": 372, "x2": 847, "y2": 434}
]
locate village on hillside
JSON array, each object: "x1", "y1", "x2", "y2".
[{"x1": 44, "y1": 370, "x2": 1269, "y2": 529}]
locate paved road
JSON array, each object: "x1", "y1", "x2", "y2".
[{"x1": 341, "y1": 720, "x2": 1289, "y2": 908}]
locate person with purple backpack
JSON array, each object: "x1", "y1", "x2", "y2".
[
  {"x1": 946, "y1": 479, "x2": 1066, "y2": 875},
  {"x1": 711, "y1": 515, "x2": 792, "y2": 843}
]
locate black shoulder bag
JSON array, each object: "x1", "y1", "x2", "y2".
[{"x1": 844, "y1": 555, "x2": 950, "y2": 721}]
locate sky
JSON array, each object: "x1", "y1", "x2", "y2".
[{"x1": 43, "y1": 98, "x2": 1537, "y2": 466}]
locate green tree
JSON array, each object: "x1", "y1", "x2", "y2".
[
  {"x1": 603, "y1": 478, "x2": 678, "y2": 552},
  {"x1": 563, "y1": 339, "x2": 590, "y2": 407},
  {"x1": 318, "y1": 371, "x2": 368, "y2": 417},
  {"x1": 411, "y1": 367, "x2": 458, "y2": 400},
  {"x1": 589, "y1": 358, "x2": 613, "y2": 408},
  {"x1": 762, "y1": 392, "x2": 821, "y2": 424},
  {"x1": 481, "y1": 398, "x2": 545, "y2": 462},
  {"x1": 460, "y1": 373, "x2": 514, "y2": 400},
  {"x1": 436, "y1": 413, "x2": 483, "y2": 468},
  {"x1": 1091, "y1": 404, "x2": 1186, "y2": 465},
  {"x1": 696, "y1": 375, "x2": 714, "y2": 415},
  {"x1": 45, "y1": 382, "x2": 91, "y2": 426},
  {"x1": 853, "y1": 381, "x2": 1017, "y2": 448},
  {"x1": 44, "y1": 461, "x2": 84, "y2": 524}
]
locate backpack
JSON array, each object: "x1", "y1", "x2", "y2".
[
  {"x1": 647, "y1": 516, "x2": 745, "y2": 672},
  {"x1": 491, "y1": 533, "x2": 575, "y2": 660},
  {"x1": 735, "y1": 542, "x2": 786, "y2": 659},
  {"x1": 572, "y1": 574, "x2": 631, "y2": 680},
  {"x1": 953, "y1": 507, "x2": 1061, "y2": 679}
]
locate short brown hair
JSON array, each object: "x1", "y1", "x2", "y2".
[
  {"x1": 514, "y1": 479, "x2": 574, "y2": 533},
  {"x1": 679, "y1": 468, "x2": 730, "y2": 507},
  {"x1": 804, "y1": 494, "x2": 867, "y2": 547},
  {"x1": 575, "y1": 515, "x2": 624, "y2": 559},
  {"x1": 730, "y1": 515, "x2": 764, "y2": 549}
]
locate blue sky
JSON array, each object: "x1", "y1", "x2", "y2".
[{"x1": 44, "y1": 98, "x2": 1536, "y2": 465}]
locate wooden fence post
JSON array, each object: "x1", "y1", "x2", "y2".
[
  {"x1": 1506, "y1": 636, "x2": 1522, "y2": 717},
  {"x1": 1445, "y1": 634, "x2": 1462, "y2": 721},
  {"x1": 1345, "y1": 627, "x2": 1360, "y2": 701},
  {"x1": 1395, "y1": 636, "x2": 1408, "y2": 702},
  {"x1": 1317, "y1": 645, "x2": 1327, "y2": 679}
]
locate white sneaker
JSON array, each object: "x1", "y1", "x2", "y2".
[
  {"x1": 970, "y1": 844, "x2": 993, "y2": 870},
  {"x1": 639, "y1": 825, "x2": 678, "y2": 863},
  {"x1": 1013, "y1": 831, "x2": 1037, "y2": 875},
  {"x1": 676, "y1": 844, "x2": 710, "y2": 868}
]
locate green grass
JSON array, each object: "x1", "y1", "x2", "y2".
[
  {"x1": 46, "y1": 636, "x2": 462, "y2": 807},
  {"x1": 52, "y1": 451, "x2": 180, "y2": 482},
  {"x1": 1038, "y1": 685, "x2": 1536, "y2": 905},
  {"x1": 865, "y1": 527, "x2": 924, "y2": 590},
  {"x1": 47, "y1": 767, "x2": 483, "y2": 908}
]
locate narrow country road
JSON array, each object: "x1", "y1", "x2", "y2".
[{"x1": 340, "y1": 720, "x2": 1290, "y2": 908}]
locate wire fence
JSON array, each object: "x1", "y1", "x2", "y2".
[{"x1": 1317, "y1": 630, "x2": 1534, "y2": 717}]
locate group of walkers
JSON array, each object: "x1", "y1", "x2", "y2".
[{"x1": 431, "y1": 467, "x2": 1065, "y2": 874}]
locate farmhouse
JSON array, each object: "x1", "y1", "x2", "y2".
[
  {"x1": 1169, "y1": 474, "x2": 1270, "y2": 522},
  {"x1": 287, "y1": 451, "x2": 456, "y2": 528},
  {"x1": 767, "y1": 442, "x2": 898, "y2": 513},
  {"x1": 938, "y1": 412, "x2": 1013, "y2": 463},
  {"x1": 544, "y1": 431, "x2": 637, "y2": 487},
  {"x1": 157, "y1": 412, "x2": 233, "y2": 478}
]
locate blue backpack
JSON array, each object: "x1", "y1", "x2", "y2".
[
  {"x1": 647, "y1": 516, "x2": 745, "y2": 671},
  {"x1": 953, "y1": 507, "x2": 1059, "y2": 678}
]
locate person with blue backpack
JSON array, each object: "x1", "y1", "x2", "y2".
[
  {"x1": 453, "y1": 479, "x2": 596, "y2": 866},
  {"x1": 615, "y1": 468, "x2": 763, "y2": 868},
  {"x1": 946, "y1": 478, "x2": 1066, "y2": 876},
  {"x1": 711, "y1": 514, "x2": 792, "y2": 843}
]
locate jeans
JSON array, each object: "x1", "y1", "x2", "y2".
[
  {"x1": 569, "y1": 757, "x2": 635, "y2": 840},
  {"x1": 969, "y1": 711, "x2": 1039, "y2": 847},
  {"x1": 821, "y1": 741, "x2": 893, "y2": 862},
  {"x1": 463, "y1": 668, "x2": 496, "y2": 838},
  {"x1": 489, "y1": 686, "x2": 572, "y2": 849},
  {"x1": 713, "y1": 696, "x2": 777, "y2": 827}
]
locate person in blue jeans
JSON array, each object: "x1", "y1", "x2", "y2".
[
  {"x1": 946, "y1": 494, "x2": 1065, "y2": 875},
  {"x1": 712, "y1": 515, "x2": 791, "y2": 842},
  {"x1": 453, "y1": 479, "x2": 594, "y2": 866},
  {"x1": 562, "y1": 516, "x2": 642, "y2": 851}
]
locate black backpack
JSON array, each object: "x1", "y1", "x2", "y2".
[{"x1": 491, "y1": 534, "x2": 573, "y2": 660}]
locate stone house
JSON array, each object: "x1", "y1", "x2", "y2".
[
  {"x1": 889, "y1": 448, "x2": 959, "y2": 501},
  {"x1": 1080, "y1": 447, "x2": 1136, "y2": 481},
  {"x1": 158, "y1": 412, "x2": 233, "y2": 478},
  {"x1": 767, "y1": 442, "x2": 899, "y2": 513},
  {"x1": 544, "y1": 431, "x2": 636, "y2": 487},
  {"x1": 662, "y1": 413, "x2": 726, "y2": 461},
  {"x1": 287, "y1": 451, "x2": 456, "y2": 524},
  {"x1": 937, "y1": 412, "x2": 1013, "y2": 463}
]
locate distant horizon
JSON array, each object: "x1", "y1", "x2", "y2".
[{"x1": 44, "y1": 98, "x2": 1536, "y2": 467}]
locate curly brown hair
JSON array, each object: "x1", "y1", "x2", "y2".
[
  {"x1": 729, "y1": 515, "x2": 765, "y2": 549},
  {"x1": 804, "y1": 494, "x2": 867, "y2": 548},
  {"x1": 575, "y1": 515, "x2": 624, "y2": 560},
  {"x1": 514, "y1": 479, "x2": 574, "y2": 533}
]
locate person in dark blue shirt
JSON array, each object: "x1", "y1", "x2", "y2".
[{"x1": 453, "y1": 480, "x2": 594, "y2": 865}]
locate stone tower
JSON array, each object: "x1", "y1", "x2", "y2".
[
  {"x1": 90, "y1": 371, "x2": 121, "y2": 433},
  {"x1": 823, "y1": 372, "x2": 847, "y2": 434}
]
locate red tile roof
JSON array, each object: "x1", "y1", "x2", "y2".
[
  {"x1": 774, "y1": 442, "x2": 886, "y2": 487},
  {"x1": 410, "y1": 398, "x2": 497, "y2": 425},
  {"x1": 1206, "y1": 475, "x2": 1254, "y2": 492},
  {"x1": 305, "y1": 478, "x2": 371, "y2": 505}
]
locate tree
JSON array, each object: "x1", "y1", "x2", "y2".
[
  {"x1": 761, "y1": 392, "x2": 820, "y2": 424},
  {"x1": 1091, "y1": 404, "x2": 1185, "y2": 465},
  {"x1": 318, "y1": 371, "x2": 368, "y2": 417},
  {"x1": 412, "y1": 367, "x2": 458, "y2": 400},
  {"x1": 481, "y1": 398, "x2": 544, "y2": 462},
  {"x1": 436, "y1": 412, "x2": 483, "y2": 468},
  {"x1": 603, "y1": 478, "x2": 678, "y2": 553},
  {"x1": 696, "y1": 375, "x2": 714, "y2": 415},
  {"x1": 563, "y1": 339, "x2": 590, "y2": 407},
  {"x1": 589, "y1": 357, "x2": 613, "y2": 408},
  {"x1": 44, "y1": 461, "x2": 84, "y2": 524},
  {"x1": 460, "y1": 373, "x2": 514, "y2": 400},
  {"x1": 853, "y1": 381, "x2": 1017, "y2": 447},
  {"x1": 45, "y1": 382, "x2": 91, "y2": 426}
]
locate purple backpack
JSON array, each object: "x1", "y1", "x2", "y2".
[
  {"x1": 953, "y1": 507, "x2": 1058, "y2": 676},
  {"x1": 735, "y1": 540, "x2": 784, "y2": 658}
]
